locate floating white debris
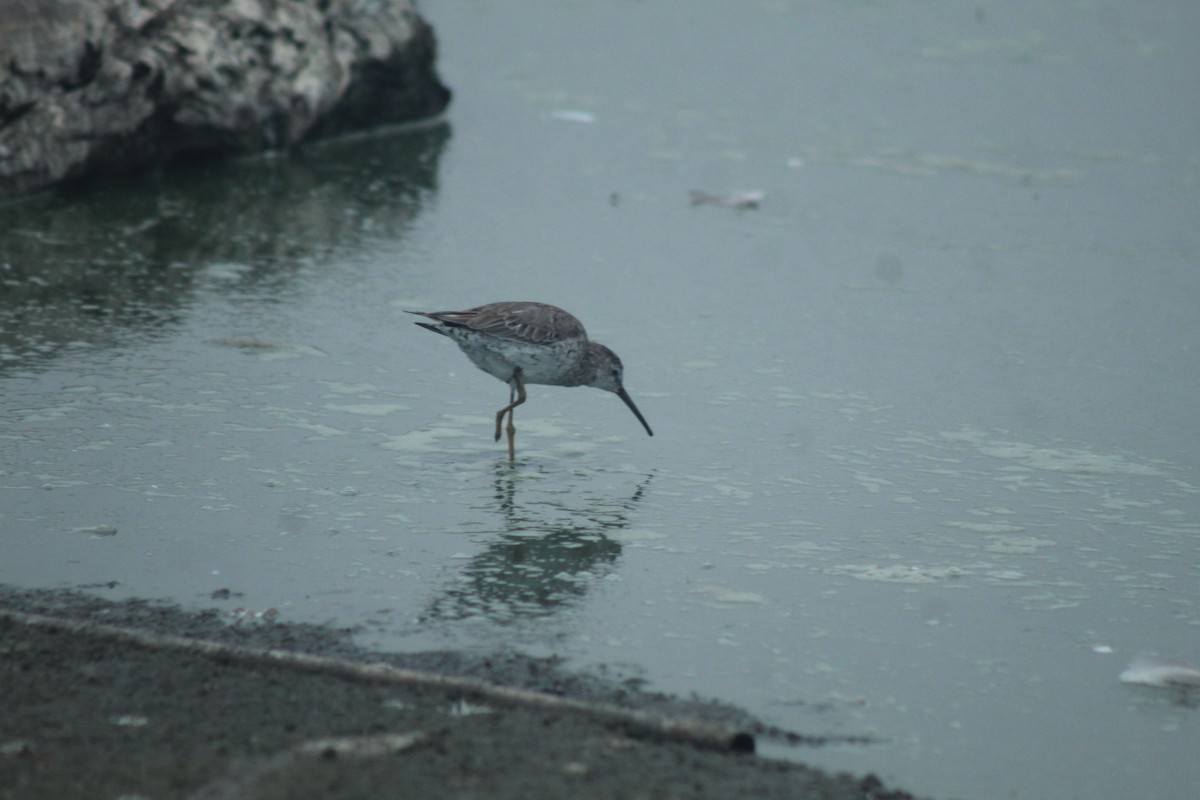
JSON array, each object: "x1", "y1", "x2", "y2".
[
  {"x1": 688, "y1": 189, "x2": 764, "y2": 209},
  {"x1": 446, "y1": 699, "x2": 494, "y2": 717},
  {"x1": 294, "y1": 733, "x2": 423, "y2": 757},
  {"x1": 74, "y1": 524, "x2": 118, "y2": 536},
  {"x1": 111, "y1": 714, "x2": 149, "y2": 727},
  {"x1": 550, "y1": 109, "x2": 595, "y2": 123},
  {"x1": 1119, "y1": 655, "x2": 1200, "y2": 688},
  {"x1": 0, "y1": 740, "x2": 35, "y2": 757},
  {"x1": 696, "y1": 585, "x2": 768, "y2": 604},
  {"x1": 605, "y1": 528, "x2": 666, "y2": 544}
]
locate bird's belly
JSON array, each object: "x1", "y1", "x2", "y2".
[
  {"x1": 459, "y1": 344, "x2": 518, "y2": 382},
  {"x1": 455, "y1": 336, "x2": 579, "y2": 386}
]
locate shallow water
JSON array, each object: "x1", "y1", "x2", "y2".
[{"x1": 3, "y1": 2, "x2": 1198, "y2": 798}]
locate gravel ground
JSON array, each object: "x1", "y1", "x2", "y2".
[{"x1": 0, "y1": 586, "x2": 924, "y2": 800}]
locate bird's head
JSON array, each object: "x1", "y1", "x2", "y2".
[{"x1": 588, "y1": 344, "x2": 653, "y2": 437}]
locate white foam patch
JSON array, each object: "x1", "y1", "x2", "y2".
[
  {"x1": 381, "y1": 428, "x2": 474, "y2": 453},
  {"x1": 200, "y1": 261, "x2": 252, "y2": 282},
  {"x1": 605, "y1": 528, "x2": 666, "y2": 544},
  {"x1": 515, "y1": 418, "x2": 570, "y2": 438},
  {"x1": 324, "y1": 404, "x2": 410, "y2": 416},
  {"x1": 319, "y1": 382, "x2": 378, "y2": 395},
  {"x1": 695, "y1": 585, "x2": 769, "y2": 604},
  {"x1": 944, "y1": 521, "x2": 1027, "y2": 534},
  {"x1": 551, "y1": 441, "x2": 599, "y2": 456},
  {"x1": 983, "y1": 536, "x2": 1055, "y2": 554},
  {"x1": 944, "y1": 427, "x2": 1165, "y2": 476},
  {"x1": 827, "y1": 563, "x2": 967, "y2": 583}
]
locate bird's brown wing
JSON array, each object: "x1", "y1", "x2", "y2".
[{"x1": 426, "y1": 302, "x2": 587, "y2": 344}]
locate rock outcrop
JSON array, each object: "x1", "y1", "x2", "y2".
[{"x1": 0, "y1": 0, "x2": 451, "y2": 202}]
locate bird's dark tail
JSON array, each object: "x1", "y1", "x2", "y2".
[
  {"x1": 413, "y1": 321, "x2": 448, "y2": 337},
  {"x1": 406, "y1": 311, "x2": 451, "y2": 337}
]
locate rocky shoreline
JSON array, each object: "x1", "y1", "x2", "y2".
[{"x1": 0, "y1": 0, "x2": 450, "y2": 202}]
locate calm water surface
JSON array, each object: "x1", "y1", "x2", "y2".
[{"x1": 3, "y1": 2, "x2": 1198, "y2": 798}]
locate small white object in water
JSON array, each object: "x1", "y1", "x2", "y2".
[
  {"x1": 447, "y1": 699, "x2": 494, "y2": 717},
  {"x1": 1119, "y1": 655, "x2": 1200, "y2": 688},
  {"x1": 293, "y1": 733, "x2": 423, "y2": 757},
  {"x1": 688, "y1": 189, "x2": 765, "y2": 209},
  {"x1": 550, "y1": 109, "x2": 595, "y2": 124},
  {"x1": 111, "y1": 714, "x2": 149, "y2": 727},
  {"x1": 75, "y1": 524, "x2": 118, "y2": 536}
]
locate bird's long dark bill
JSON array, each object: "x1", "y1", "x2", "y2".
[{"x1": 617, "y1": 387, "x2": 654, "y2": 437}]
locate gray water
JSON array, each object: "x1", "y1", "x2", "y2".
[{"x1": 3, "y1": 2, "x2": 1198, "y2": 798}]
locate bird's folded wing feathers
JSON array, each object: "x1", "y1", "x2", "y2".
[{"x1": 440, "y1": 303, "x2": 587, "y2": 344}]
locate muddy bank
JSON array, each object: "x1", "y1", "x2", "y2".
[{"x1": 0, "y1": 586, "x2": 923, "y2": 799}]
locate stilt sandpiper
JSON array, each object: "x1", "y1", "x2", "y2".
[{"x1": 408, "y1": 301, "x2": 653, "y2": 460}]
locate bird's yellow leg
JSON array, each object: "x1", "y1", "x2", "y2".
[
  {"x1": 506, "y1": 415, "x2": 517, "y2": 462},
  {"x1": 494, "y1": 373, "x2": 527, "y2": 460},
  {"x1": 494, "y1": 385, "x2": 514, "y2": 442}
]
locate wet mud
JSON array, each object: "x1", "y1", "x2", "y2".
[{"x1": 0, "y1": 586, "x2": 922, "y2": 800}]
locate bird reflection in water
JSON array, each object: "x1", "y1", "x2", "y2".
[{"x1": 422, "y1": 468, "x2": 653, "y2": 623}]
